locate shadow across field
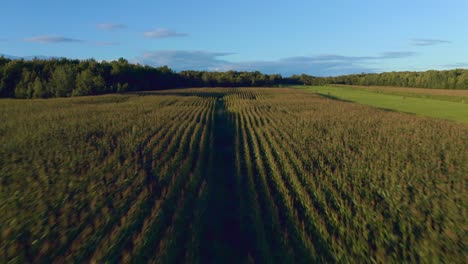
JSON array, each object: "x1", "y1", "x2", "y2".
[
  {"x1": 317, "y1": 93, "x2": 353, "y2": 102},
  {"x1": 318, "y1": 92, "x2": 414, "y2": 115},
  {"x1": 198, "y1": 95, "x2": 248, "y2": 263},
  {"x1": 139, "y1": 90, "x2": 233, "y2": 98}
]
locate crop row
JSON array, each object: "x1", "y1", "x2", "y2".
[
  {"x1": 225, "y1": 88, "x2": 467, "y2": 262},
  {"x1": 1, "y1": 88, "x2": 466, "y2": 262}
]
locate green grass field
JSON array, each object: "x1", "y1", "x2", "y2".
[
  {"x1": 297, "y1": 86, "x2": 468, "y2": 123},
  {"x1": 330, "y1": 85, "x2": 468, "y2": 103}
]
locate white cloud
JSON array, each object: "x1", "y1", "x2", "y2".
[
  {"x1": 137, "y1": 50, "x2": 233, "y2": 69},
  {"x1": 411, "y1": 38, "x2": 451, "y2": 46},
  {"x1": 380, "y1": 51, "x2": 417, "y2": 58},
  {"x1": 442, "y1": 62, "x2": 468, "y2": 68},
  {"x1": 134, "y1": 50, "x2": 416, "y2": 76},
  {"x1": 94, "y1": 41, "x2": 121, "y2": 46},
  {"x1": 143, "y1": 29, "x2": 188, "y2": 38},
  {"x1": 97, "y1": 23, "x2": 126, "y2": 30},
  {"x1": 25, "y1": 35, "x2": 84, "y2": 43}
]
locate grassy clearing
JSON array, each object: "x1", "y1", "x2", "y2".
[
  {"x1": 332, "y1": 84, "x2": 468, "y2": 103},
  {"x1": 296, "y1": 85, "x2": 468, "y2": 123},
  {"x1": 1, "y1": 88, "x2": 467, "y2": 263}
]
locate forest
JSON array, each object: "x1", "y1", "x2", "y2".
[
  {"x1": 0, "y1": 57, "x2": 282, "y2": 99},
  {"x1": 292, "y1": 70, "x2": 468, "y2": 89},
  {"x1": 0, "y1": 56, "x2": 467, "y2": 99}
]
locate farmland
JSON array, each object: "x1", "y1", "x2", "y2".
[
  {"x1": 297, "y1": 85, "x2": 468, "y2": 123},
  {"x1": 331, "y1": 84, "x2": 468, "y2": 102},
  {"x1": 1, "y1": 88, "x2": 467, "y2": 263}
]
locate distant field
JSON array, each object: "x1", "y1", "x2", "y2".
[
  {"x1": 1, "y1": 88, "x2": 467, "y2": 263},
  {"x1": 297, "y1": 85, "x2": 468, "y2": 123},
  {"x1": 333, "y1": 84, "x2": 468, "y2": 103}
]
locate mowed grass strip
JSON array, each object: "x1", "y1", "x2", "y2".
[
  {"x1": 296, "y1": 85, "x2": 468, "y2": 123},
  {"x1": 332, "y1": 84, "x2": 468, "y2": 103}
]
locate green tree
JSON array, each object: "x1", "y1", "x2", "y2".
[
  {"x1": 50, "y1": 65, "x2": 76, "y2": 97},
  {"x1": 14, "y1": 69, "x2": 35, "y2": 98},
  {"x1": 117, "y1": 82, "x2": 129, "y2": 93},
  {"x1": 0, "y1": 60, "x2": 24, "y2": 97},
  {"x1": 32, "y1": 77, "x2": 47, "y2": 98},
  {"x1": 73, "y1": 69, "x2": 105, "y2": 96},
  {"x1": 456, "y1": 71, "x2": 468, "y2": 89}
]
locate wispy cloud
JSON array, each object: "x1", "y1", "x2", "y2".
[
  {"x1": 97, "y1": 23, "x2": 126, "y2": 30},
  {"x1": 25, "y1": 35, "x2": 84, "y2": 43},
  {"x1": 297, "y1": 52, "x2": 417, "y2": 63},
  {"x1": 94, "y1": 41, "x2": 121, "y2": 46},
  {"x1": 136, "y1": 50, "x2": 233, "y2": 69},
  {"x1": 0, "y1": 53, "x2": 55, "y2": 60},
  {"x1": 442, "y1": 62, "x2": 468, "y2": 68},
  {"x1": 134, "y1": 50, "x2": 416, "y2": 76},
  {"x1": 380, "y1": 51, "x2": 417, "y2": 59},
  {"x1": 234, "y1": 52, "x2": 416, "y2": 76},
  {"x1": 411, "y1": 38, "x2": 451, "y2": 46},
  {"x1": 143, "y1": 29, "x2": 188, "y2": 38}
]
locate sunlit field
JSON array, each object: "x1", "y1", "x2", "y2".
[
  {"x1": 1, "y1": 88, "x2": 467, "y2": 263},
  {"x1": 298, "y1": 85, "x2": 468, "y2": 123}
]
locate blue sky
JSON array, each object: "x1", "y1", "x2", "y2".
[{"x1": 1, "y1": 0, "x2": 467, "y2": 76}]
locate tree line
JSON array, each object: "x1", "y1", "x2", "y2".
[
  {"x1": 0, "y1": 57, "x2": 282, "y2": 99},
  {"x1": 291, "y1": 69, "x2": 468, "y2": 89},
  {"x1": 0, "y1": 56, "x2": 467, "y2": 98}
]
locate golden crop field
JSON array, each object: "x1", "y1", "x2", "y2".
[{"x1": 1, "y1": 88, "x2": 467, "y2": 263}]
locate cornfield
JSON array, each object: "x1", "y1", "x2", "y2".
[{"x1": 1, "y1": 88, "x2": 466, "y2": 263}]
